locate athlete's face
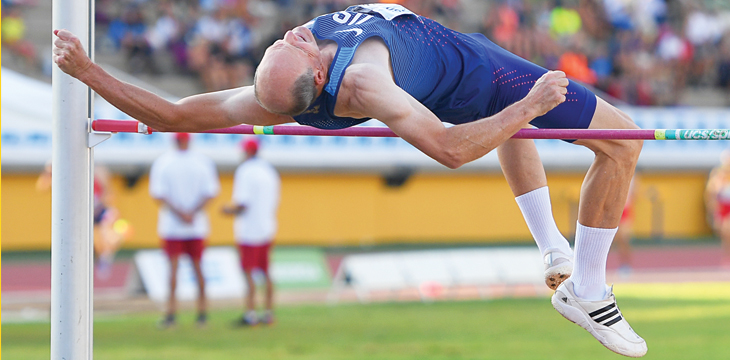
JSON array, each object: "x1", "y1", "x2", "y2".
[
  {"x1": 255, "y1": 26, "x2": 323, "y2": 114},
  {"x1": 279, "y1": 26, "x2": 320, "y2": 58}
]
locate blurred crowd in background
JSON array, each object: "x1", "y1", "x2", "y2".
[
  {"x1": 479, "y1": 0, "x2": 730, "y2": 106},
  {"x1": 4, "y1": 0, "x2": 730, "y2": 105}
]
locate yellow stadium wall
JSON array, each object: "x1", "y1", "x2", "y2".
[{"x1": 1, "y1": 171, "x2": 713, "y2": 251}]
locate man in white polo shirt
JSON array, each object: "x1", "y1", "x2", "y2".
[
  {"x1": 222, "y1": 138, "x2": 281, "y2": 326},
  {"x1": 150, "y1": 132, "x2": 220, "y2": 329}
]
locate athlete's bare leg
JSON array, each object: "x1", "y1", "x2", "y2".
[
  {"x1": 167, "y1": 254, "x2": 179, "y2": 317},
  {"x1": 574, "y1": 98, "x2": 642, "y2": 229},
  {"x1": 502, "y1": 98, "x2": 641, "y2": 230},
  {"x1": 244, "y1": 270, "x2": 256, "y2": 312},
  {"x1": 499, "y1": 137, "x2": 573, "y2": 289},
  {"x1": 259, "y1": 272, "x2": 275, "y2": 324},
  {"x1": 615, "y1": 220, "x2": 633, "y2": 270},
  {"x1": 191, "y1": 258, "x2": 207, "y2": 316},
  {"x1": 548, "y1": 97, "x2": 647, "y2": 357},
  {"x1": 264, "y1": 273, "x2": 274, "y2": 311},
  {"x1": 498, "y1": 137, "x2": 547, "y2": 196},
  {"x1": 567, "y1": 97, "x2": 642, "y2": 301},
  {"x1": 720, "y1": 218, "x2": 730, "y2": 266}
]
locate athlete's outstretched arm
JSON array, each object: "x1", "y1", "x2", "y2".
[
  {"x1": 343, "y1": 64, "x2": 568, "y2": 169},
  {"x1": 52, "y1": 29, "x2": 292, "y2": 132}
]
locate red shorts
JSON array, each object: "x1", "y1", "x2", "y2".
[
  {"x1": 237, "y1": 243, "x2": 272, "y2": 273},
  {"x1": 163, "y1": 239, "x2": 205, "y2": 261},
  {"x1": 717, "y1": 202, "x2": 730, "y2": 220},
  {"x1": 620, "y1": 206, "x2": 633, "y2": 223}
]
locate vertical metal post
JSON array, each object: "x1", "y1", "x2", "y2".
[{"x1": 51, "y1": 0, "x2": 93, "y2": 357}]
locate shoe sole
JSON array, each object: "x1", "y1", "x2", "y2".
[
  {"x1": 551, "y1": 293, "x2": 645, "y2": 358},
  {"x1": 544, "y1": 264, "x2": 572, "y2": 290}
]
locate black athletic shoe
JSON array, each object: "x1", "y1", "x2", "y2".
[
  {"x1": 157, "y1": 313, "x2": 176, "y2": 330},
  {"x1": 232, "y1": 315, "x2": 259, "y2": 328},
  {"x1": 259, "y1": 312, "x2": 276, "y2": 325},
  {"x1": 196, "y1": 313, "x2": 208, "y2": 328}
]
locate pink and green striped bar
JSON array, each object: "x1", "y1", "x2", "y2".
[{"x1": 91, "y1": 119, "x2": 730, "y2": 140}]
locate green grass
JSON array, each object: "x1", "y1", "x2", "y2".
[{"x1": 3, "y1": 298, "x2": 730, "y2": 360}]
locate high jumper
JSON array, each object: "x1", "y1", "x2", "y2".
[{"x1": 54, "y1": 3, "x2": 646, "y2": 357}]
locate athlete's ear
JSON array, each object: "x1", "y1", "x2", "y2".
[{"x1": 313, "y1": 66, "x2": 326, "y2": 86}]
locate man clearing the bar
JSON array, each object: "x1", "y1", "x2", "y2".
[{"x1": 53, "y1": 3, "x2": 644, "y2": 357}]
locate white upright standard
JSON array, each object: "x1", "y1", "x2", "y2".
[{"x1": 51, "y1": 0, "x2": 94, "y2": 357}]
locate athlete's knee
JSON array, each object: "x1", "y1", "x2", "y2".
[
  {"x1": 595, "y1": 108, "x2": 643, "y2": 164},
  {"x1": 586, "y1": 136, "x2": 642, "y2": 169},
  {"x1": 617, "y1": 113, "x2": 643, "y2": 162},
  {"x1": 617, "y1": 138, "x2": 643, "y2": 164}
]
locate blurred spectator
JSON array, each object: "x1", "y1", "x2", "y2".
[
  {"x1": 1, "y1": 4, "x2": 38, "y2": 69},
  {"x1": 602, "y1": 0, "x2": 633, "y2": 31},
  {"x1": 717, "y1": 34, "x2": 730, "y2": 104},
  {"x1": 550, "y1": 2, "x2": 581, "y2": 38},
  {"x1": 589, "y1": 43, "x2": 612, "y2": 82},
  {"x1": 577, "y1": 0, "x2": 610, "y2": 40},
  {"x1": 655, "y1": 23, "x2": 692, "y2": 104},
  {"x1": 106, "y1": 3, "x2": 156, "y2": 73},
  {"x1": 186, "y1": 4, "x2": 257, "y2": 91},
  {"x1": 705, "y1": 150, "x2": 730, "y2": 268},
  {"x1": 634, "y1": 0, "x2": 666, "y2": 37},
  {"x1": 187, "y1": 6, "x2": 230, "y2": 90},
  {"x1": 150, "y1": 133, "x2": 220, "y2": 329},
  {"x1": 222, "y1": 138, "x2": 281, "y2": 327},
  {"x1": 558, "y1": 50, "x2": 597, "y2": 85},
  {"x1": 36, "y1": 163, "x2": 130, "y2": 280},
  {"x1": 613, "y1": 174, "x2": 639, "y2": 275},
  {"x1": 482, "y1": 2, "x2": 519, "y2": 45},
  {"x1": 684, "y1": 3, "x2": 722, "y2": 87},
  {"x1": 225, "y1": 16, "x2": 256, "y2": 85},
  {"x1": 145, "y1": 1, "x2": 188, "y2": 70}
]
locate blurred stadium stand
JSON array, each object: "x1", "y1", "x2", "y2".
[{"x1": 5, "y1": 0, "x2": 730, "y2": 105}]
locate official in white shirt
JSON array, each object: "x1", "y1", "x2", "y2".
[
  {"x1": 150, "y1": 132, "x2": 220, "y2": 328},
  {"x1": 222, "y1": 138, "x2": 280, "y2": 326}
]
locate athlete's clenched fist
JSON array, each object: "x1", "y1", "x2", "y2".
[
  {"x1": 52, "y1": 29, "x2": 93, "y2": 79},
  {"x1": 523, "y1": 70, "x2": 570, "y2": 118}
]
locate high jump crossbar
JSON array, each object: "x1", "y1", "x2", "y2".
[{"x1": 92, "y1": 119, "x2": 730, "y2": 140}]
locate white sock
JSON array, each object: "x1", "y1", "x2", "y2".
[
  {"x1": 571, "y1": 222, "x2": 617, "y2": 301},
  {"x1": 515, "y1": 186, "x2": 573, "y2": 256}
]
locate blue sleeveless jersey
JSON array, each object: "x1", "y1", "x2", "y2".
[{"x1": 293, "y1": 4, "x2": 596, "y2": 131}]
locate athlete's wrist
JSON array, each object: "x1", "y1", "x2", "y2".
[
  {"x1": 76, "y1": 61, "x2": 99, "y2": 85},
  {"x1": 513, "y1": 99, "x2": 540, "y2": 121}
]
